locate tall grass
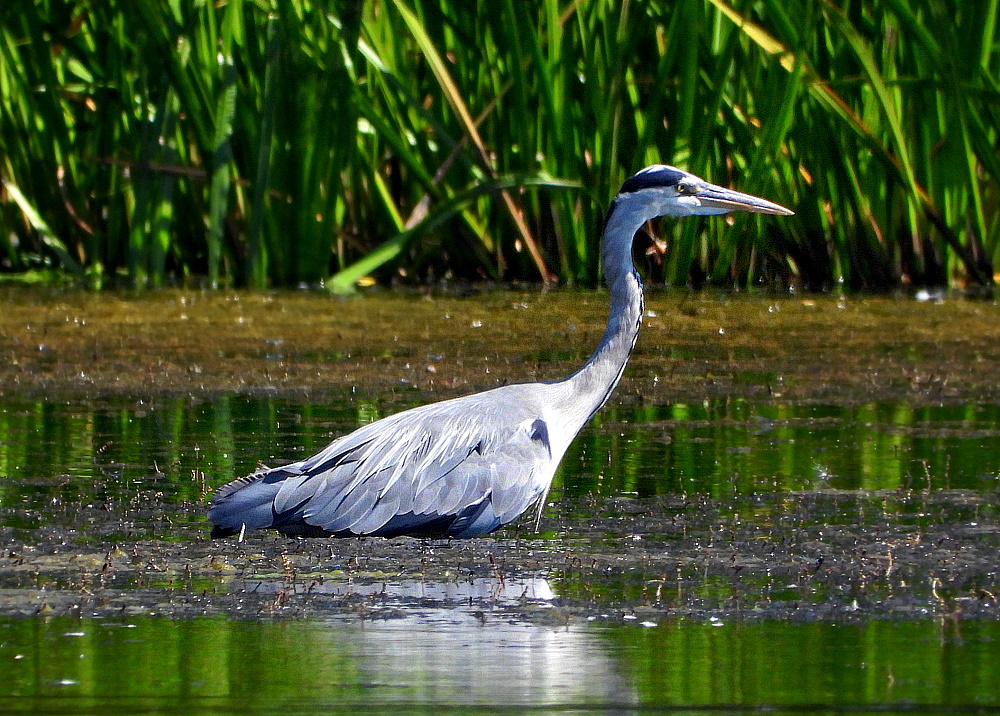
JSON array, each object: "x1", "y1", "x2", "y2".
[{"x1": 0, "y1": 0, "x2": 997, "y2": 291}]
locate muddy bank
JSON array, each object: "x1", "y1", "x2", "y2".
[
  {"x1": 2, "y1": 488, "x2": 997, "y2": 625},
  {"x1": 2, "y1": 287, "x2": 1000, "y2": 406}
]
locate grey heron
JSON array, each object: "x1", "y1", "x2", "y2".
[{"x1": 209, "y1": 165, "x2": 793, "y2": 539}]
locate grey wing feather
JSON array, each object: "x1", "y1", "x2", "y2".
[{"x1": 211, "y1": 387, "x2": 556, "y2": 538}]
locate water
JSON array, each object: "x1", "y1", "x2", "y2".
[
  {"x1": 1, "y1": 614, "x2": 997, "y2": 713},
  {"x1": 3, "y1": 396, "x2": 998, "y2": 510},
  {"x1": 2, "y1": 289, "x2": 1000, "y2": 712},
  {"x1": 2, "y1": 395, "x2": 1000, "y2": 711}
]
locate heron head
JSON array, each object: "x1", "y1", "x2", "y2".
[{"x1": 617, "y1": 164, "x2": 794, "y2": 218}]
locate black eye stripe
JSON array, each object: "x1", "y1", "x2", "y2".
[{"x1": 618, "y1": 166, "x2": 688, "y2": 194}]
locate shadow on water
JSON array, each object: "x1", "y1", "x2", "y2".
[{"x1": 2, "y1": 289, "x2": 1000, "y2": 711}]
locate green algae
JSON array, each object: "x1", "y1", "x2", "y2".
[{"x1": 2, "y1": 286, "x2": 999, "y2": 406}]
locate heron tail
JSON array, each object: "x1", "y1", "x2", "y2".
[{"x1": 208, "y1": 467, "x2": 284, "y2": 538}]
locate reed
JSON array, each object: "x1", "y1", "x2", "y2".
[{"x1": 0, "y1": 0, "x2": 996, "y2": 291}]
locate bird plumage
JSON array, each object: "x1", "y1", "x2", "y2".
[
  {"x1": 209, "y1": 165, "x2": 793, "y2": 539},
  {"x1": 210, "y1": 384, "x2": 566, "y2": 538}
]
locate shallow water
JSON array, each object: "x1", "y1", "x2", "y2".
[
  {"x1": 2, "y1": 288, "x2": 1000, "y2": 712},
  {"x1": 2, "y1": 397, "x2": 1000, "y2": 712},
  {"x1": 1, "y1": 614, "x2": 997, "y2": 713},
  {"x1": 3, "y1": 396, "x2": 999, "y2": 511}
]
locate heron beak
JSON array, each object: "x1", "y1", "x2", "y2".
[{"x1": 694, "y1": 183, "x2": 795, "y2": 216}]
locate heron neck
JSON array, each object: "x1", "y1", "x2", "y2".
[{"x1": 558, "y1": 199, "x2": 646, "y2": 428}]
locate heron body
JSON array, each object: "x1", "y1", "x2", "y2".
[{"x1": 209, "y1": 165, "x2": 793, "y2": 539}]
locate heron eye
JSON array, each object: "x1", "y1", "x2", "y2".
[{"x1": 676, "y1": 183, "x2": 698, "y2": 195}]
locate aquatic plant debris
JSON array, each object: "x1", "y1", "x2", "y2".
[
  {"x1": 1, "y1": 490, "x2": 998, "y2": 623},
  {"x1": 1, "y1": 287, "x2": 1000, "y2": 406}
]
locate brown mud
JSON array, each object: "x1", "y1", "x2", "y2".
[
  {"x1": 1, "y1": 286, "x2": 999, "y2": 624},
  {"x1": 3, "y1": 286, "x2": 1000, "y2": 406},
  {"x1": 2, "y1": 489, "x2": 996, "y2": 625}
]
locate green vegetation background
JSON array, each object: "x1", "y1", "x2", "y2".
[{"x1": 1, "y1": 0, "x2": 997, "y2": 291}]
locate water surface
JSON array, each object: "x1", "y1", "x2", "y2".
[
  {"x1": 1, "y1": 614, "x2": 996, "y2": 713},
  {"x1": 2, "y1": 288, "x2": 1000, "y2": 713},
  {"x1": 3, "y1": 396, "x2": 999, "y2": 510}
]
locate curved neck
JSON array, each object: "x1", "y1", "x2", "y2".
[{"x1": 555, "y1": 197, "x2": 648, "y2": 428}]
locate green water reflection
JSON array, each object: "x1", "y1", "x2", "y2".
[
  {"x1": 606, "y1": 618, "x2": 1000, "y2": 709},
  {"x1": 584, "y1": 401, "x2": 1000, "y2": 496},
  {"x1": 1, "y1": 396, "x2": 998, "y2": 517},
  {"x1": 0, "y1": 615, "x2": 995, "y2": 712},
  {"x1": 2, "y1": 395, "x2": 999, "y2": 713}
]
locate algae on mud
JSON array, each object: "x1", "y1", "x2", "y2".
[
  {"x1": 1, "y1": 487, "x2": 998, "y2": 625},
  {"x1": 2, "y1": 286, "x2": 1000, "y2": 406},
  {"x1": 0, "y1": 286, "x2": 999, "y2": 625}
]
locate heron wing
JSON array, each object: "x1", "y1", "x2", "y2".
[{"x1": 264, "y1": 388, "x2": 554, "y2": 536}]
